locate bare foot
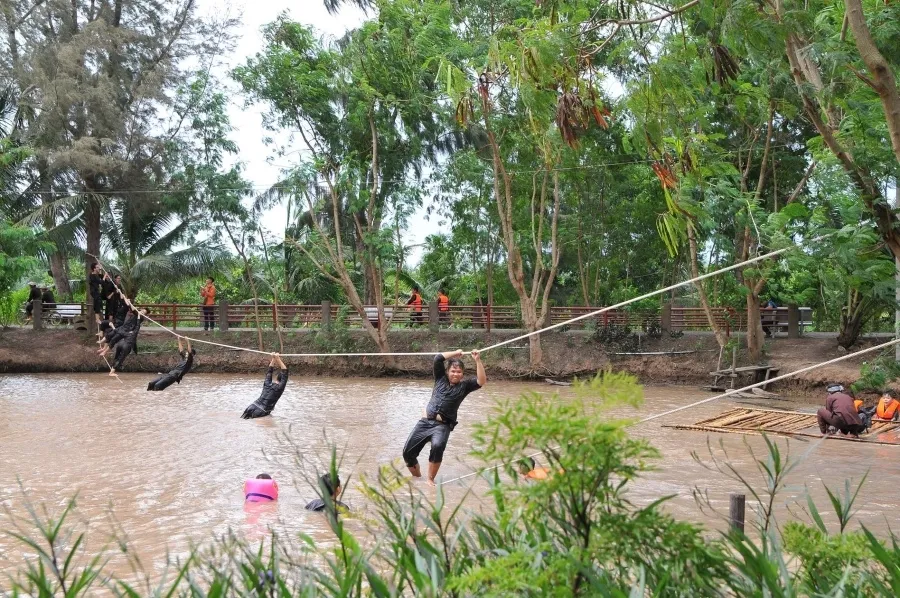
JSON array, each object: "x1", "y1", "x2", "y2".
[
  {"x1": 108, "y1": 370, "x2": 116, "y2": 377},
  {"x1": 426, "y1": 478, "x2": 436, "y2": 487}
]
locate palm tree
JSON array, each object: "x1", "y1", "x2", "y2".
[{"x1": 102, "y1": 199, "x2": 224, "y2": 298}]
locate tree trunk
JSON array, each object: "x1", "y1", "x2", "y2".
[
  {"x1": 844, "y1": 0, "x2": 900, "y2": 164},
  {"x1": 837, "y1": 289, "x2": 871, "y2": 349},
  {"x1": 49, "y1": 251, "x2": 71, "y2": 298},
  {"x1": 745, "y1": 289, "x2": 765, "y2": 363},
  {"x1": 687, "y1": 225, "x2": 728, "y2": 348},
  {"x1": 84, "y1": 193, "x2": 101, "y2": 322}
]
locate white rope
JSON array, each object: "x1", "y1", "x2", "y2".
[
  {"x1": 88, "y1": 235, "x2": 825, "y2": 359},
  {"x1": 440, "y1": 335, "x2": 900, "y2": 485}
]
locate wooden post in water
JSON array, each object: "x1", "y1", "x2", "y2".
[{"x1": 729, "y1": 493, "x2": 746, "y2": 533}]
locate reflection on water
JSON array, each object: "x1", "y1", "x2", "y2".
[{"x1": 1, "y1": 372, "x2": 898, "y2": 577}]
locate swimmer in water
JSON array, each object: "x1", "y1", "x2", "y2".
[
  {"x1": 402, "y1": 350, "x2": 487, "y2": 486},
  {"x1": 518, "y1": 457, "x2": 552, "y2": 481},
  {"x1": 146, "y1": 338, "x2": 194, "y2": 391},
  {"x1": 245, "y1": 473, "x2": 279, "y2": 502},
  {"x1": 305, "y1": 472, "x2": 348, "y2": 512},
  {"x1": 241, "y1": 353, "x2": 289, "y2": 419}
]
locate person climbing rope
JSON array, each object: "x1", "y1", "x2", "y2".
[
  {"x1": 146, "y1": 338, "x2": 195, "y2": 391},
  {"x1": 241, "y1": 353, "x2": 289, "y2": 419},
  {"x1": 109, "y1": 309, "x2": 146, "y2": 376},
  {"x1": 402, "y1": 349, "x2": 486, "y2": 486}
]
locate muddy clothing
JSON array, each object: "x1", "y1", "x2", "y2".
[
  {"x1": 817, "y1": 391, "x2": 864, "y2": 435},
  {"x1": 147, "y1": 350, "x2": 194, "y2": 391},
  {"x1": 241, "y1": 367, "x2": 289, "y2": 419},
  {"x1": 304, "y1": 498, "x2": 348, "y2": 512},
  {"x1": 402, "y1": 354, "x2": 482, "y2": 467},
  {"x1": 114, "y1": 301, "x2": 130, "y2": 327},
  {"x1": 424, "y1": 354, "x2": 481, "y2": 430},
  {"x1": 112, "y1": 316, "x2": 144, "y2": 371},
  {"x1": 402, "y1": 419, "x2": 451, "y2": 466}
]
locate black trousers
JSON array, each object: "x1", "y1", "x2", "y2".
[
  {"x1": 203, "y1": 306, "x2": 215, "y2": 330},
  {"x1": 402, "y1": 419, "x2": 451, "y2": 466},
  {"x1": 147, "y1": 372, "x2": 178, "y2": 391},
  {"x1": 113, "y1": 340, "x2": 135, "y2": 370}
]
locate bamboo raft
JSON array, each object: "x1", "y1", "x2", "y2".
[{"x1": 665, "y1": 407, "x2": 900, "y2": 446}]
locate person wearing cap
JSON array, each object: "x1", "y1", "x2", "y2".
[
  {"x1": 24, "y1": 282, "x2": 41, "y2": 320},
  {"x1": 817, "y1": 384, "x2": 865, "y2": 438}
]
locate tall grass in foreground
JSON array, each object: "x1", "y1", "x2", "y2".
[{"x1": 2, "y1": 372, "x2": 899, "y2": 596}]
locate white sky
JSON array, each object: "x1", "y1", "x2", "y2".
[{"x1": 197, "y1": 0, "x2": 440, "y2": 264}]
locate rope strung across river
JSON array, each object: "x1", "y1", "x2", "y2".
[
  {"x1": 87, "y1": 234, "x2": 832, "y2": 359},
  {"x1": 439, "y1": 335, "x2": 900, "y2": 485}
]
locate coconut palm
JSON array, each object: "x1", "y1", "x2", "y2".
[{"x1": 101, "y1": 199, "x2": 225, "y2": 298}]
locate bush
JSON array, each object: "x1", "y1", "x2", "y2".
[{"x1": 0, "y1": 287, "x2": 28, "y2": 326}]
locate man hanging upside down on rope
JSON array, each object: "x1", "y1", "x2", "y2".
[
  {"x1": 402, "y1": 349, "x2": 486, "y2": 486},
  {"x1": 241, "y1": 353, "x2": 289, "y2": 419},
  {"x1": 109, "y1": 309, "x2": 146, "y2": 376},
  {"x1": 147, "y1": 338, "x2": 195, "y2": 391}
]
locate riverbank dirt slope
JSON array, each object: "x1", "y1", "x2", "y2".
[{"x1": 0, "y1": 327, "x2": 879, "y2": 395}]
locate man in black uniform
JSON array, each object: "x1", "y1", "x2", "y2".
[
  {"x1": 402, "y1": 349, "x2": 487, "y2": 485},
  {"x1": 305, "y1": 472, "x2": 349, "y2": 513},
  {"x1": 109, "y1": 309, "x2": 145, "y2": 375},
  {"x1": 241, "y1": 353, "x2": 289, "y2": 419},
  {"x1": 89, "y1": 263, "x2": 104, "y2": 325},
  {"x1": 24, "y1": 282, "x2": 41, "y2": 320},
  {"x1": 41, "y1": 286, "x2": 56, "y2": 310},
  {"x1": 147, "y1": 338, "x2": 195, "y2": 391},
  {"x1": 103, "y1": 274, "x2": 122, "y2": 322}
]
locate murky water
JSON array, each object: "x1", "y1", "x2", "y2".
[{"x1": 1, "y1": 373, "x2": 899, "y2": 579}]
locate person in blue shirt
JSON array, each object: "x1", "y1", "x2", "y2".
[{"x1": 402, "y1": 349, "x2": 487, "y2": 486}]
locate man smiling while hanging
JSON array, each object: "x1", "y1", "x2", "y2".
[{"x1": 402, "y1": 349, "x2": 487, "y2": 486}]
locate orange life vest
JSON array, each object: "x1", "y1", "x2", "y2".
[
  {"x1": 438, "y1": 293, "x2": 449, "y2": 312},
  {"x1": 410, "y1": 291, "x2": 422, "y2": 312},
  {"x1": 876, "y1": 396, "x2": 900, "y2": 421},
  {"x1": 854, "y1": 399, "x2": 864, "y2": 412}
]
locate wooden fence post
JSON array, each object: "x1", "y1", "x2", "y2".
[
  {"x1": 219, "y1": 299, "x2": 229, "y2": 332},
  {"x1": 32, "y1": 300, "x2": 42, "y2": 330},
  {"x1": 787, "y1": 304, "x2": 800, "y2": 339},
  {"x1": 428, "y1": 301, "x2": 439, "y2": 332},
  {"x1": 661, "y1": 302, "x2": 672, "y2": 332},
  {"x1": 172, "y1": 303, "x2": 178, "y2": 330},
  {"x1": 729, "y1": 493, "x2": 746, "y2": 533},
  {"x1": 486, "y1": 304, "x2": 492, "y2": 333},
  {"x1": 322, "y1": 301, "x2": 332, "y2": 330}
]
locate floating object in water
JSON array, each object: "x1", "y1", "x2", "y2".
[
  {"x1": 666, "y1": 407, "x2": 900, "y2": 446},
  {"x1": 244, "y1": 478, "x2": 279, "y2": 502}
]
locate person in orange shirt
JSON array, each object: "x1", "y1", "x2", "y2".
[
  {"x1": 437, "y1": 288, "x2": 450, "y2": 325},
  {"x1": 518, "y1": 457, "x2": 552, "y2": 481},
  {"x1": 200, "y1": 276, "x2": 216, "y2": 331},
  {"x1": 876, "y1": 390, "x2": 900, "y2": 421},
  {"x1": 406, "y1": 284, "x2": 423, "y2": 326}
]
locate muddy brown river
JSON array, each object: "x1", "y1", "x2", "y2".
[{"x1": 1, "y1": 373, "x2": 898, "y2": 579}]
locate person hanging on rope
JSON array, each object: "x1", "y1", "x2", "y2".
[
  {"x1": 817, "y1": 383, "x2": 866, "y2": 438},
  {"x1": 241, "y1": 353, "x2": 289, "y2": 419},
  {"x1": 109, "y1": 308, "x2": 146, "y2": 376},
  {"x1": 402, "y1": 349, "x2": 486, "y2": 486},
  {"x1": 147, "y1": 338, "x2": 195, "y2": 391},
  {"x1": 89, "y1": 263, "x2": 105, "y2": 326}
]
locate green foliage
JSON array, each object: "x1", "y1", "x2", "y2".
[
  {"x1": 313, "y1": 307, "x2": 357, "y2": 354},
  {"x1": 0, "y1": 221, "x2": 49, "y2": 296},
  {"x1": 853, "y1": 353, "x2": 900, "y2": 393},
  {"x1": 0, "y1": 286, "x2": 29, "y2": 327}
]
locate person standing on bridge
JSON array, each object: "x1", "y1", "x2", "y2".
[
  {"x1": 407, "y1": 285, "x2": 424, "y2": 326},
  {"x1": 817, "y1": 384, "x2": 865, "y2": 438},
  {"x1": 200, "y1": 276, "x2": 216, "y2": 331},
  {"x1": 437, "y1": 288, "x2": 450, "y2": 325},
  {"x1": 402, "y1": 349, "x2": 487, "y2": 486}
]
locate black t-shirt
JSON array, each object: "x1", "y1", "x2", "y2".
[
  {"x1": 425, "y1": 354, "x2": 481, "y2": 429},
  {"x1": 305, "y1": 498, "x2": 348, "y2": 512},
  {"x1": 28, "y1": 286, "x2": 41, "y2": 301},
  {"x1": 89, "y1": 274, "x2": 103, "y2": 298},
  {"x1": 102, "y1": 278, "x2": 117, "y2": 298}
]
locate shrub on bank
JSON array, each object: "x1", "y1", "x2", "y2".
[{"x1": 3, "y1": 372, "x2": 898, "y2": 596}]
